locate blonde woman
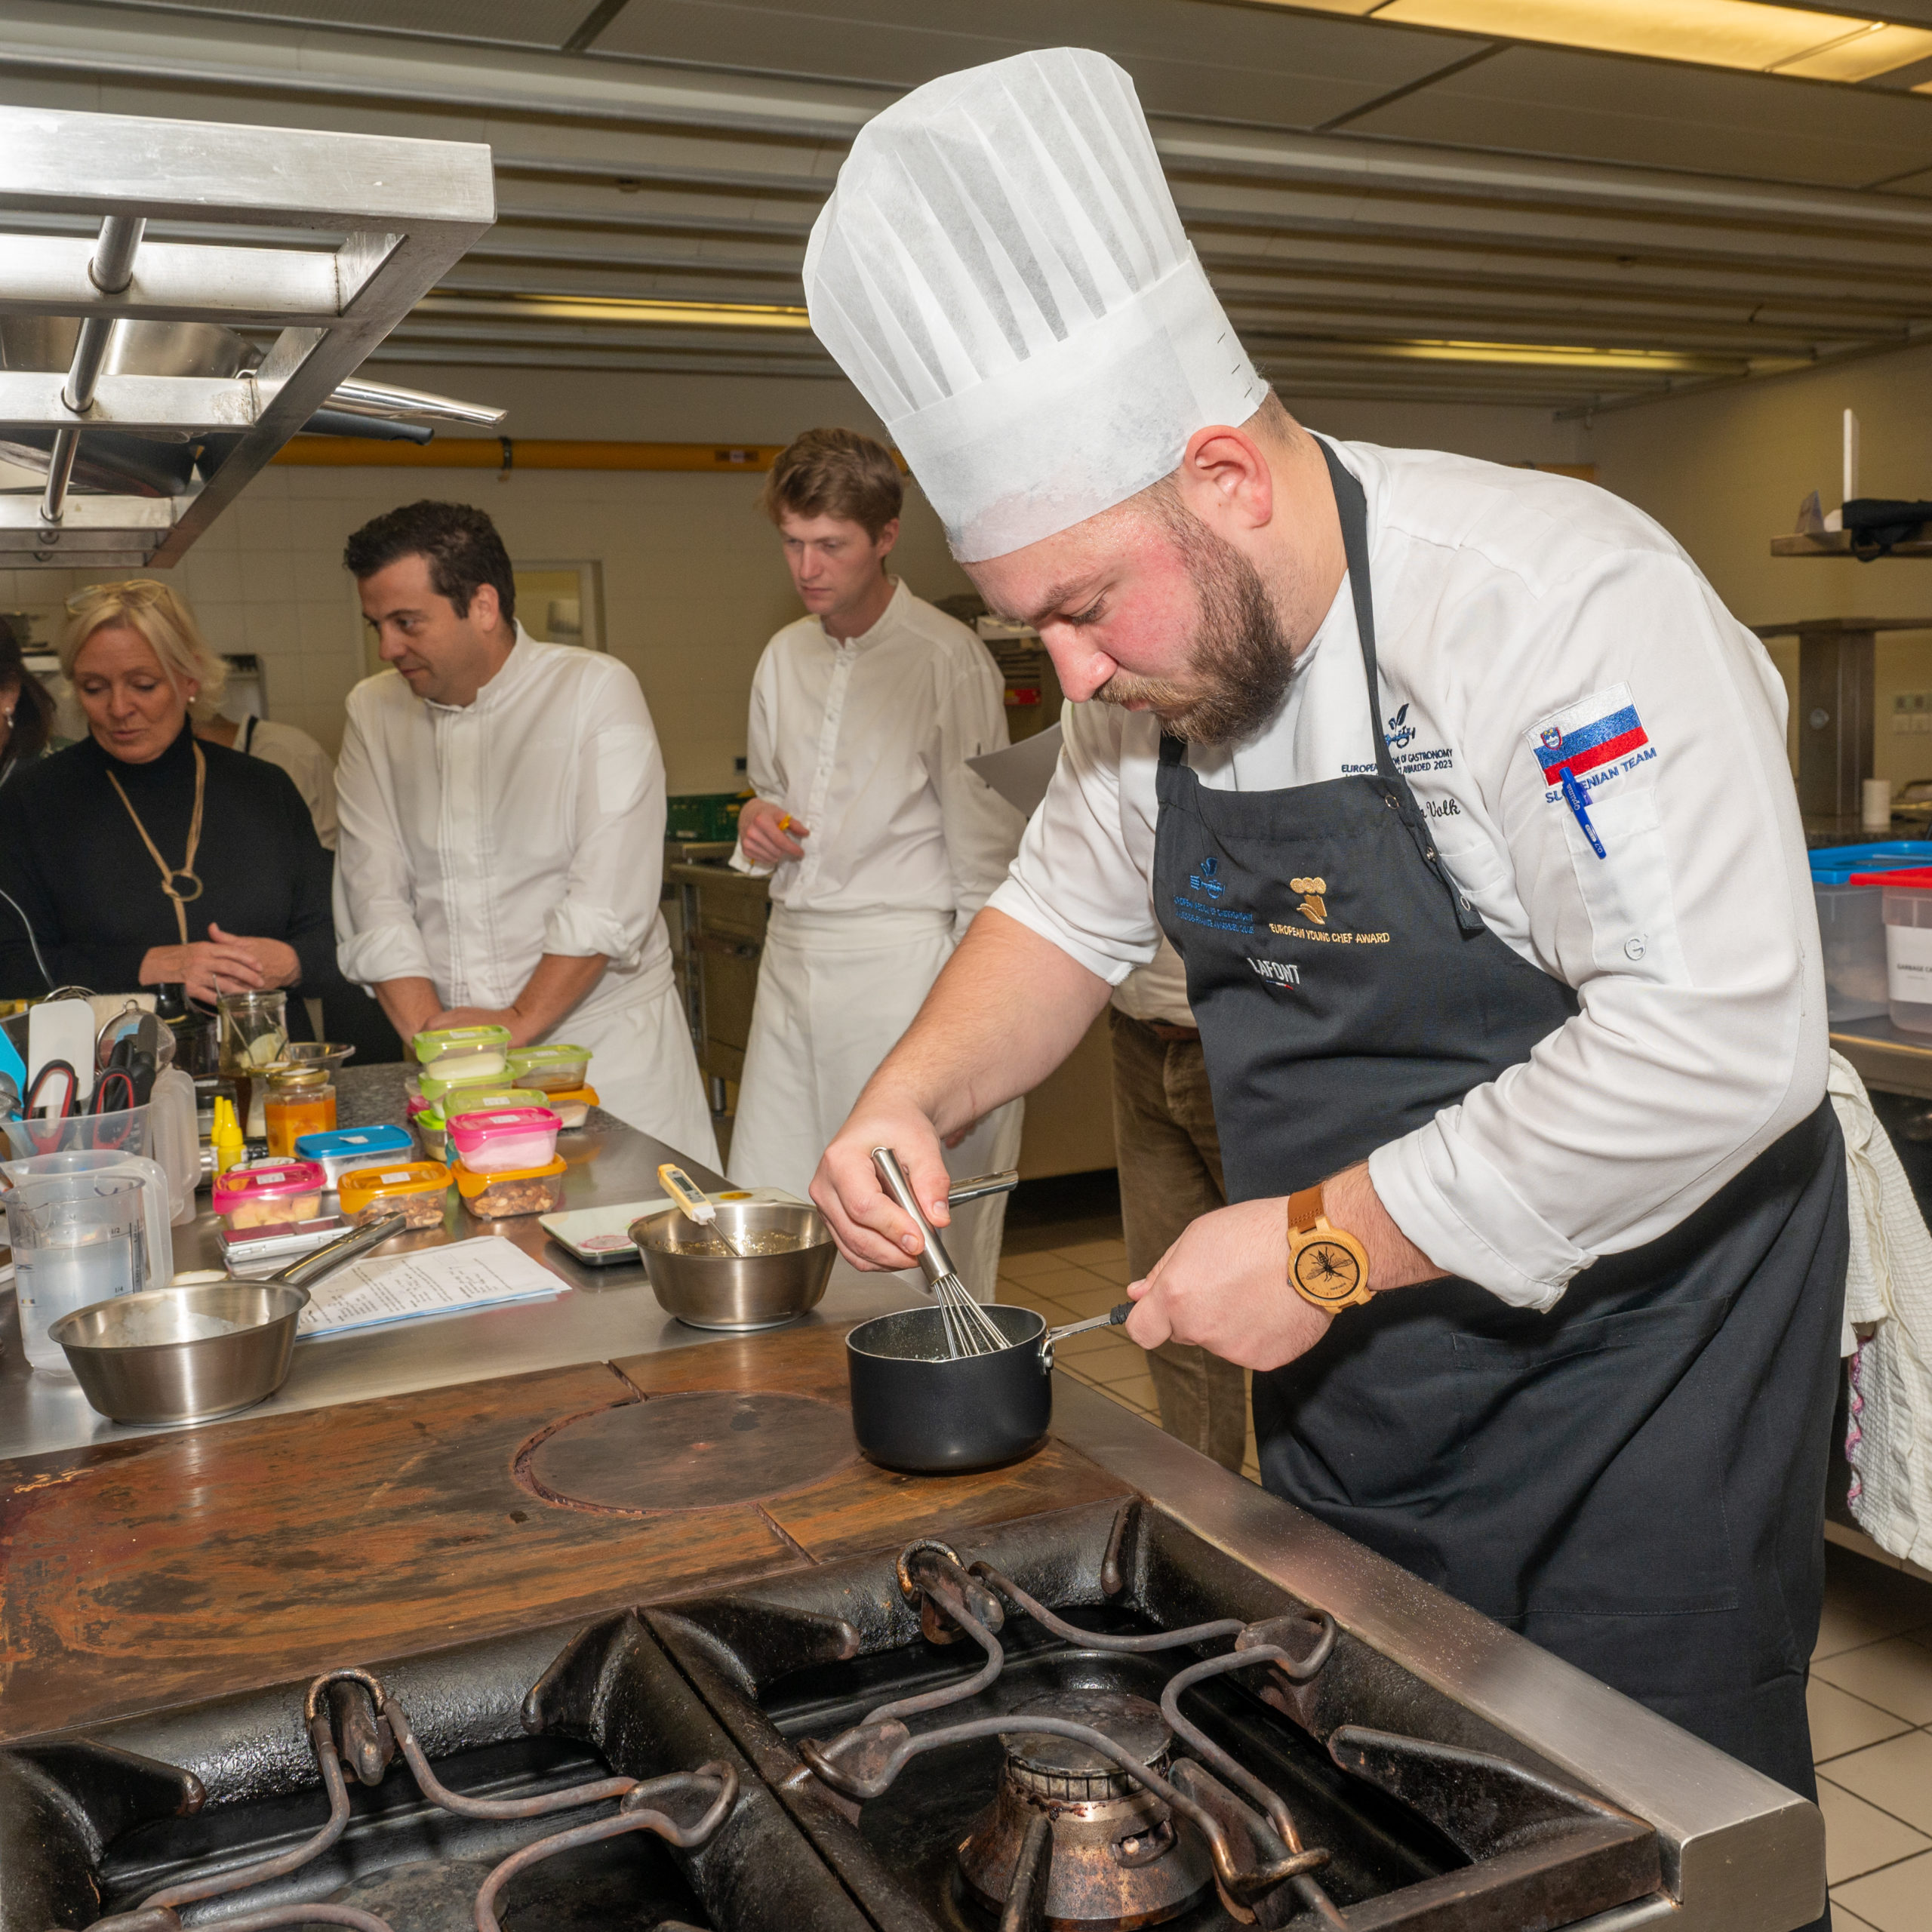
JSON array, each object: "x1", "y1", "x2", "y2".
[{"x1": 0, "y1": 580, "x2": 337, "y2": 1008}]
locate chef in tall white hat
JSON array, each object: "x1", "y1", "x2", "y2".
[{"x1": 808, "y1": 45, "x2": 1847, "y2": 1859}]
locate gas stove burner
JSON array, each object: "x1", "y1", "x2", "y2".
[{"x1": 958, "y1": 1690, "x2": 1212, "y2": 1930}]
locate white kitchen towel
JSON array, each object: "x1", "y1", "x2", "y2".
[{"x1": 1829, "y1": 1050, "x2": 1932, "y2": 1567}]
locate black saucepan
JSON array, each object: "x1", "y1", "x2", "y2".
[{"x1": 847, "y1": 1300, "x2": 1132, "y2": 1473}]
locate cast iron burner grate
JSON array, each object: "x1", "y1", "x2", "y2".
[
  {"x1": 646, "y1": 1505, "x2": 1666, "y2": 1932},
  {"x1": 71, "y1": 1669, "x2": 736, "y2": 1932}
]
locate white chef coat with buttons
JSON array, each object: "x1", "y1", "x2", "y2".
[
  {"x1": 333, "y1": 626, "x2": 715, "y2": 1160},
  {"x1": 989, "y1": 438, "x2": 1826, "y2": 1312},
  {"x1": 725, "y1": 580, "x2": 1026, "y2": 1293},
  {"x1": 731, "y1": 579, "x2": 1021, "y2": 934}
]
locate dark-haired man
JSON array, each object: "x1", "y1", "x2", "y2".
[
  {"x1": 333, "y1": 499, "x2": 715, "y2": 1158},
  {"x1": 725, "y1": 428, "x2": 1023, "y2": 1294}
]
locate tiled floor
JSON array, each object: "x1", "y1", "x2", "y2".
[
  {"x1": 1812, "y1": 1543, "x2": 1932, "y2": 1930},
  {"x1": 997, "y1": 1218, "x2": 1932, "y2": 1927},
  {"x1": 993, "y1": 1234, "x2": 1263, "y2": 1485}
]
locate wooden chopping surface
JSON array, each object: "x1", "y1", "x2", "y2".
[{"x1": 0, "y1": 1324, "x2": 1128, "y2": 1743}]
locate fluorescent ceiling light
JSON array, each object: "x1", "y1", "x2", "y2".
[
  {"x1": 1353, "y1": 337, "x2": 1804, "y2": 372},
  {"x1": 417, "y1": 294, "x2": 811, "y2": 329},
  {"x1": 1264, "y1": 0, "x2": 1932, "y2": 82}
]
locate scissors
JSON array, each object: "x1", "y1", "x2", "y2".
[{"x1": 24, "y1": 1057, "x2": 78, "y2": 1123}]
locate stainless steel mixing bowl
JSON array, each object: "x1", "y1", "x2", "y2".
[
  {"x1": 51, "y1": 1281, "x2": 309, "y2": 1425},
  {"x1": 629, "y1": 1199, "x2": 835, "y2": 1330}
]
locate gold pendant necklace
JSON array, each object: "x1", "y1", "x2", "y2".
[{"x1": 106, "y1": 740, "x2": 207, "y2": 946}]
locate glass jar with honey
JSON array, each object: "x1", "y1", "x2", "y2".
[{"x1": 263, "y1": 1066, "x2": 337, "y2": 1157}]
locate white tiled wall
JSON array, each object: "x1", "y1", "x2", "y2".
[{"x1": 3, "y1": 457, "x2": 974, "y2": 790}]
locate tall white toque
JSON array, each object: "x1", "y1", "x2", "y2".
[{"x1": 803, "y1": 47, "x2": 1268, "y2": 562}]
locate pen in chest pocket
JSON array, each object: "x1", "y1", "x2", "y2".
[{"x1": 1559, "y1": 765, "x2": 1608, "y2": 859}]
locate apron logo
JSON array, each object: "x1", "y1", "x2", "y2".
[
  {"x1": 1189, "y1": 856, "x2": 1223, "y2": 900},
  {"x1": 1385, "y1": 703, "x2": 1416, "y2": 752},
  {"x1": 1247, "y1": 957, "x2": 1302, "y2": 989},
  {"x1": 1289, "y1": 875, "x2": 1328, "y2": 925}
]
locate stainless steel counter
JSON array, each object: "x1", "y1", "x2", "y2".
[
  {"x1": 0, "y1": 1081, "x2": 1822, "y2": 1930},
  {"x1": 0, "y1": 1063, "x2": 908, "y2": 1461}
]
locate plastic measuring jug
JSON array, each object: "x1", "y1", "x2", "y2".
[{"x1": 5, "y1": 1171, "x2": 146, "y2": 1374}]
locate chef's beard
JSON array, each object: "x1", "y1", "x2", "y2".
[{"x1": 1094, "y1": 496, "x2": 1294, "y2": 746}]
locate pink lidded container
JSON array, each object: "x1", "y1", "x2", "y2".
[
  {"x1": 445, "y1": 1104, "x2": 561, "y2": 1176},
  {"x1": 212, "y1": 1158, "x2": 326, "y2": 1231}
]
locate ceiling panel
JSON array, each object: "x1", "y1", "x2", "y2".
[
  {"x1": 94, "y1": 0, "x2": 600, "y2": 45},
  {"x1": 13, "y1": 0, "x2": 1932, "y2": 414},
  {"x1": 1342, "y1": 42, "x2": 1932, "y2": 185},
  {"x1": 589, "y1": 0, "x2": 1489, "y2": 129}
]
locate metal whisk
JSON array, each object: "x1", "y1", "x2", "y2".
[{"x1": 871, "y1": 1146, "x2": 1012, "y2": 1358}]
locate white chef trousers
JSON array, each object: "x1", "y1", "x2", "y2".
[
  {"x1": 727, "y1": 905, "x2": 1022, "y2": 1297},
  {"x1": 560, "y1": 971, "x2": 720, "y2": 1172}
]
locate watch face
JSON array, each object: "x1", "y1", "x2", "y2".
[{"x1": 1294, "y1": 1237, "x2": 1364, "y2": 1305}]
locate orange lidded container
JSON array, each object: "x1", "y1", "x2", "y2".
[
  {"x1": 454, "y1": 1154, "x2": 567, "y2": 1220},
  {"x1": 340, "y1": 1160, "x2": 452, "y2": 1229}
]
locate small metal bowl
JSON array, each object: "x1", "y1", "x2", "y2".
[
  {"x1": 51, "y1": 1281, "x2": 309, "y2": 1425},
  {"x1": 628, "y1": 1199, "x2": 835, "y2": 1331}
]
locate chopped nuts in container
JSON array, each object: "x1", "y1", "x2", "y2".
[
  {"x1": 454, "y1": 1153, "x2": 567, "y2": 1219},
  {"x1": 339, "y1": 1161, "x2": 453, "y2": 1229}
]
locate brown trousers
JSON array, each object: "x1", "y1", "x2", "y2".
[{"x1": 1107, "y1": 1008, "x2": 1249, "y2": 1473}]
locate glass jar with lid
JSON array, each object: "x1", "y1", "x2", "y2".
[{"x1": 263, "y1": 1065, "x2": 336, "y2": 1158}]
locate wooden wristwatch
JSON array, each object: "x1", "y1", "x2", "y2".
[{"x1": 1286, "y1": 1186, "x2": 1374, "y2": 1312}]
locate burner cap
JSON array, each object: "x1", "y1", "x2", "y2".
[{"x1": 1001, "y1": 1690, "x2": 1171, "y2": 1801}]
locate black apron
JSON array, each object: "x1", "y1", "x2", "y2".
[{"x1": 1153, "y1": 440, "x2": 1847, "y2": 1816}]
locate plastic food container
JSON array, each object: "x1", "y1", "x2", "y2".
[
  {"x1": 212, "y1": 1158, "x2": 325, "y2": 1231},
  {"x1": 455, "y1": 1154, "x2": 567, "y2": 1219},
  {"x1": 508, "y1": 1044, "x2": 592, "y2": 1093},
  {"x1": 412, "y1": 1023, "x2": 511, "y2": 1084},
  {"x1": 416, "y1": 1115, "x2": 448, "y2": 1161},
  {"x1": 295, "y1": 1124, "x2": 417, "y2": 1188},
  {"x1": 1812, "y1": 842, "x2": 1932, "y2": 1024},
  {"x1": 545, "y1": 1084, "x2": 598, "y2": 1130},
  {"x1": 1852, "y1": 866, "x2": 1932, "y2": 1034},
  {"x1": 447, "y1": 1105, "x2": 561, "y2": 1175},
  {"x1": 339, "y1": 1161, "x2": 452, "y2": 1229}
]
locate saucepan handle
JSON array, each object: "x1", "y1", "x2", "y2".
[
  {"x1": 946, "y1": 1169, "x2": 1019, "y2": 1207},
  {"x1": 1038, "y1": 1300, "x2": 1134, "y2": 1372}
]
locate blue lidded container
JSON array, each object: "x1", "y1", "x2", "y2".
[
  {"x1": 1810, "y1": 842, "x2": 1932, "y2": 1023},
  {"x1": 295, "y1": 1123, "x2": 417, "y2": 1189}
]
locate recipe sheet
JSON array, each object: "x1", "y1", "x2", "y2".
[{"x1": 297, "y1": 1235, "x2": 564, "y2": 1337}]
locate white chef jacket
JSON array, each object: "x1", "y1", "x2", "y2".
[
  {"x1": 334, "y1": 627, "x2": 715, "y2": 1157},
  {"x1": 989, "y1": 438, "x2": 1826, "y2": 1313},
  {"x1": 731, "y1": 580, "x2": 1021, "y2": 935}
]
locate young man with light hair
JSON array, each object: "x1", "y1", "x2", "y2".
[{"x1": 727, "y1": 428, "x2": 1024, "y2": 1294}]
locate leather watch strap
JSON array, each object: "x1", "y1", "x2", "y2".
[{"x1": 1287, "y1": 1186, "x2": 1324, "y2": 1235}]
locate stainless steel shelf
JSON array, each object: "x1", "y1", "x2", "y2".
[{"x1": 1830, "y1": 1014, "x2": 1932, "y2": 1099}]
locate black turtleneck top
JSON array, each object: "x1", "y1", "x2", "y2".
[{"x1": 0, "y1": 721, "x2": 340, "y2": 998}]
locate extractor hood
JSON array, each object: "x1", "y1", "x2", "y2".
[{"x1": 0, "y1": 104, "x2": 499, "y2": 569}]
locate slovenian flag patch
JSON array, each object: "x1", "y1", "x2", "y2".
[{"x1": 1531, "y1": 683, "x2": 1653, "y2": 786}]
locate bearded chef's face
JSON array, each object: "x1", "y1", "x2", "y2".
[{"x1": 965, "y1": 408, "x2": 1332, "y2": 746}]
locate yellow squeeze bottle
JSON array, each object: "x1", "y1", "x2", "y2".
[{"x1": 211, "y1": 1096, "x2": 245, "y2": 1175}]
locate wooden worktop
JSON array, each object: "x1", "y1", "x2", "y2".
[{"x1": 0, "y1": 1323, "x2": 1130, "y2": 1743}]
